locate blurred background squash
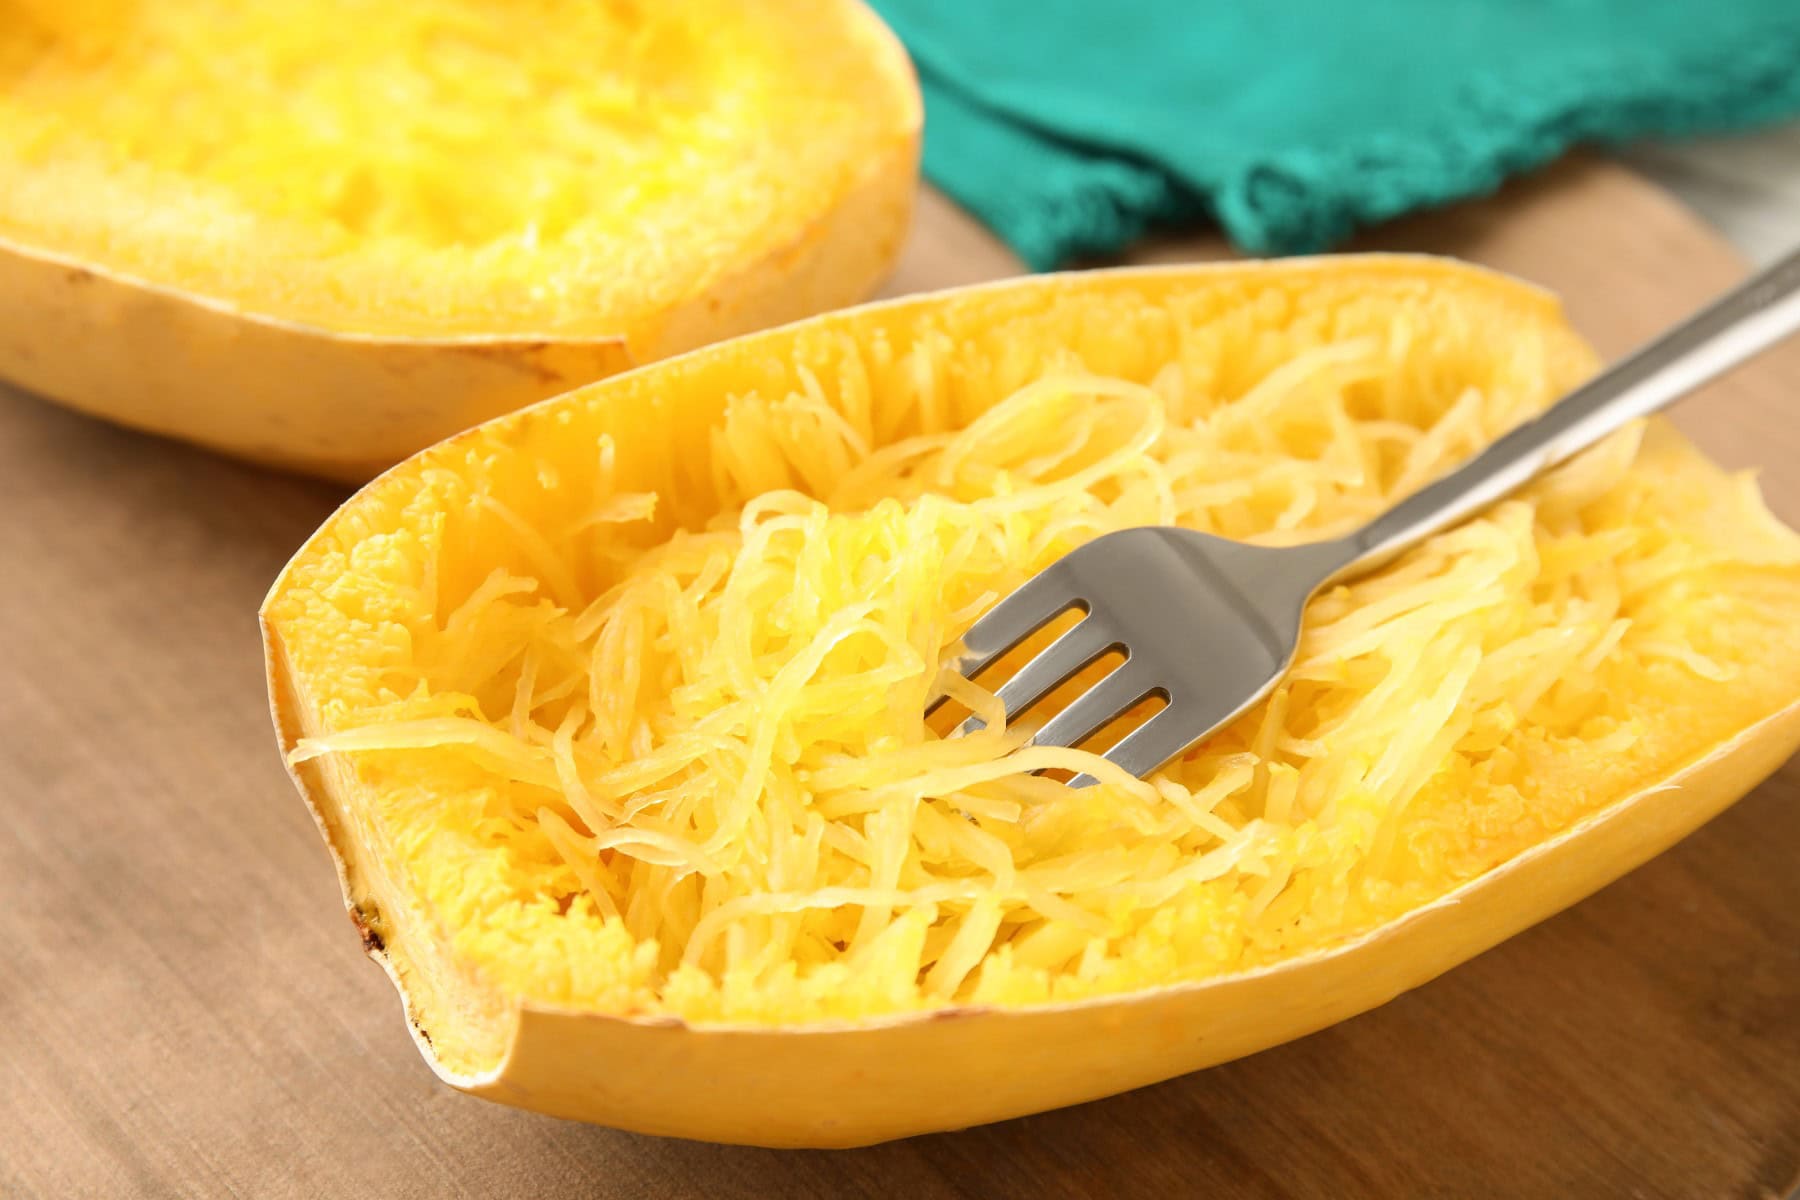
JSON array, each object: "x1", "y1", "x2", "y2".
[{"x1": 0, "y1": 0, "x2": 920, "y2": 479}]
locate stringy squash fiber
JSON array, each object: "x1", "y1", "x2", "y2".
[
  {"x1": 263, "y1": 258, "x2": 1800, "y2": 1145},
  {"x1": 0, "y1": 0, "x2": 918, "y2": 478}
]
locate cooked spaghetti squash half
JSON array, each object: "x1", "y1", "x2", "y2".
[
  {"x1": 0, "y1": 0, "x2": 919, "y2": 479},
  {"x1": 263, "y1": 258, "x2": 1800, "y2": 1146}
]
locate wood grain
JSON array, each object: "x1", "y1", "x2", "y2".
[{"x1": 2, "y1": 156, "x2": 1797, "y2": 1199}]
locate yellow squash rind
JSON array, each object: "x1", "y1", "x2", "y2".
[
  {"x1": 475, "y1": 702, "x2": 1800, "y2": 1147},
  {"x1": 262, "y1": 256, "x2": 1800, "y2": 1145}
]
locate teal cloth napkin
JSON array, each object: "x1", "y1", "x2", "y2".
[{"x1": 867, "y1": 1, "x2": 1800, "y2": 268}]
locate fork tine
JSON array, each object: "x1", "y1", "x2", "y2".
[
  {"x1": 1024, "y1": 662, "x2": 1155, "y2": 754},
  {"x1": 1068, "y1": 705, "x2": 1194, "y2": 787},
  {"x1": 950, "y1": 558, "x2": 1085, "y2": 680},
  {"x1": 955, "y1": 616, "x2": 1116, "y2": 735}
]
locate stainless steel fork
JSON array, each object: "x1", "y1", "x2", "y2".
[{"x1": 944, "y1": 248, "x2": 1800, "y2": 787}]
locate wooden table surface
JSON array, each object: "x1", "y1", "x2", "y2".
[
  {"x1": 1625, "y1": 123, "x2": 1800, "y2": 268},
  {"x1": 3, "y1": 156, "x2": 1798, "y2": 1199}
]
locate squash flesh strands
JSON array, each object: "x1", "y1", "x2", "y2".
[{"x1": 271, "y1": 268, "x2": 1800, "y2": 1027}]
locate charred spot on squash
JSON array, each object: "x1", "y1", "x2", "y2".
[
  {"x1": 265, "y1": 260, "x2": 1800, "y2": 1031},
  {"x1": 349, "y1": 903, "x2": 387, "y2": 956}
]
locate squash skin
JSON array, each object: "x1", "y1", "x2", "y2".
[
  {"x1": 0, "y1": 2, "x2": 919, "y2": 482},
  {"x1": 475, "y1": 701, "x2": 1800, "y2": 1147},
  {"x1": 262, "y1": 256, "x2": 1800, "y2": 1146}
]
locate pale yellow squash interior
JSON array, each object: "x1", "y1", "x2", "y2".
[
  {"x1": 264, "y1": 263, "x2": 1800, "y2": 1071},
  {"x1": 0, "y1": 0, "x2": 913, "y2": 336}
]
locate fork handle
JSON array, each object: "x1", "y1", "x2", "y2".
[{"x1": 1332, "y1": 245, "x2": 1800, "y2": 581}]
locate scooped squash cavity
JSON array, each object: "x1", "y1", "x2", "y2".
[
  {"x1": 262, "y1": 257, "x2": 1800, "y2": 1146},
  {"x1": 0, "y1": 0, "x2": 919, "y2": 479}
]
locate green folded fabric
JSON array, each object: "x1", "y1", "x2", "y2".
[{"x1": 868, "y1": 1, "x2": 1800, "y2": 268}]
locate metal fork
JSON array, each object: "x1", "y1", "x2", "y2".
[{"x1": 943, "y1": 248, "x2": 1800, "y2": 787}]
